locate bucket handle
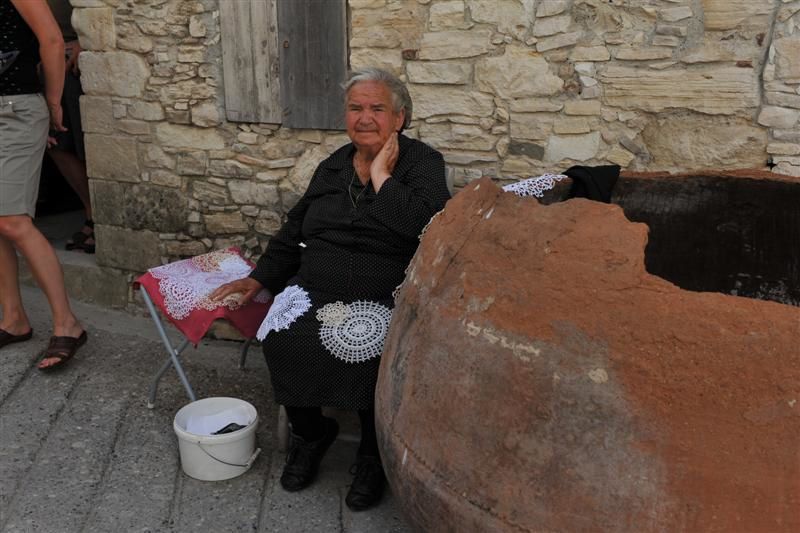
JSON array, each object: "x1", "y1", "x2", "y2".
[{"x1": 196, "y1": 443, "x2": 262, "y2": 469}]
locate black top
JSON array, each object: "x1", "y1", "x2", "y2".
[
  {"x1": 250, "y1": 134, "x2": 451, "y2": 300},
  {"x1": 0, "y1": 0, "x2": 42, "y2": 95}
]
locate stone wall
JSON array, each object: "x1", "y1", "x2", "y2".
[{"x1": 70, "y1": 0, "x2": 800, "y2": 306}]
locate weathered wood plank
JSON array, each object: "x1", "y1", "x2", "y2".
[
  {"x1": 220, "y1": 0, "x2": 281, "y2": 123},
  {"x1": 278, "y1": 0, "x2": 348, "y2": 130}
]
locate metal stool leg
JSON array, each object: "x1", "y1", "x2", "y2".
[
  {"x1": 140, "y1": 286, "x2": 197, "y2": 407},
  {"x1": 238, "y1": 337, "x2": 254, "y2": 369}
]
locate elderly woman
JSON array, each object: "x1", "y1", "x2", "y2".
[{"x1": 213, "y1": 68, "x2": 450, "y2": 510}]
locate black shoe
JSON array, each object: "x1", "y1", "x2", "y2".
[
  {"x1": 345, "y1": 455, "x2": 386, "y2": 511},
  {"x1": 280, "y1": 417, "x2": 339, "y2": 492}
]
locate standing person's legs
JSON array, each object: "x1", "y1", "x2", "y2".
[
  {"x1": 0, "y1": 93, "x2": 85, "y2": 368},
  {"x1": 48, "y1": 70, "x2": 94, "y2": 252},
  {"x1": 0, "y1": 215, "x2": 83, "y2": 337},
  {"x1": 0, "y1": 236, "x2": 32, "y2": 336}
]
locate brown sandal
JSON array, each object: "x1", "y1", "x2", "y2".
[{"x1": 37, "y1": 331, "x2": 87, "y2": 371}]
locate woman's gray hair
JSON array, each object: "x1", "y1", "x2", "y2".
[{"x1": 343, "y1": 67, "x2": 413, "y2": 131}]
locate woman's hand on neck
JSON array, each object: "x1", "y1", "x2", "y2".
[{"x1": 355, "y1": 133, "x2": 399, "y2": 193}]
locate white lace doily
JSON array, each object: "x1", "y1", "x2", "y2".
[
  {"x1": 318, "y1": 300, "x2": 393, "y2": 364},
  {"x1": 149, "y1": 250, "x2": 270, "y2": 320},
  {"x1": 256, "y1": 285, "x2": 311, "y2": 340},
  {"x1": 502, "y1": 173, "x2": 568, "y2": 198}
]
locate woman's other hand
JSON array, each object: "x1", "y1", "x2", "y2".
[
  {"x1": 370, "y1": 132, "x2": 399, "y2": 192},
  {"x1": 209, "y1": 277, "x2": 266, "y2": 305},
  {"x1": 47, "y1": 101, "x2": 66, "y2": 133}
]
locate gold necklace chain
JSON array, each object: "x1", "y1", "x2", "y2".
[{"x1": 348, "y1": 168, "x2": 367, "y2": 209}]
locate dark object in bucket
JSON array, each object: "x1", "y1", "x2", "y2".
[{"x1": 213, "y1": 422, "x2": 246, "y2": 435}]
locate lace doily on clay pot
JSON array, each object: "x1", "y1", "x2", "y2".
[
  {"x1": 149, "y1": 250, "x2": 270, "y2": 321},
  {"x1": 318, "y1": 300, "x2": 393, "y2": 364},
  {"x1": 256, "y1": 285, "x2": 312, "y2": 340},
  {"x1": 502, "y1": 173, "x2": 568, "y2": 198}
]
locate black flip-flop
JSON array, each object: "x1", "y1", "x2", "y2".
[
  {"x1": 0, "y1": 328, "x2": 33, "y2": 349},
  {"x1": 37, "y1": 331, "x2": 87, "y2": 371}
]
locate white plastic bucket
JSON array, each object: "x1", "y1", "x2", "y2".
[{"x1": 173, "y1": 397, "x2": 261, "y2": 481}]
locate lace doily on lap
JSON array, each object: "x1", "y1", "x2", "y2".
[
  {"x1": 318, "y1": 300, "x2": 393, "y2": 364},
  {"x1": 256, "y1": 285, "x2": 311, "y2": 340},
  {"x1": 149, "y1": 250, "x2": 268, "y2": 320},
  {"x1": 502, "y1": 173, "x2": 568, "y2": 198}
]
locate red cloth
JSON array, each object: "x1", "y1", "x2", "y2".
[{"x1": 134, "y1": 248, "x2": 271, "y2": 344}]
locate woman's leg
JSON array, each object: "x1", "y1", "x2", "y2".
[
  {"x1": 357, "y1": 407, "x2": 380, "y2": 457},
  {"x1": 280, "y1": 405, "x2": 339, "y2": 492},
  {"x1": 0, "y1": 215, "x2": 83, "y2": 347},
  {"x1": 347, "y1": 405, "x2": 386, "y2": 511},
  {"x1": 0, "y1": 236, "x2": 31, "y2": 335},
  {"x1": 284, "y1": 405, "x2": 324, "y2": 440}
]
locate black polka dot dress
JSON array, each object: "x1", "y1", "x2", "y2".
[{"x1": 250, "y1": 135, "x2": 451, "y2": 410}]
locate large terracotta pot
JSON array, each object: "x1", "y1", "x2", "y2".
[{"x1": 376, "y1": 176, "x2": 800, "y2": 532}]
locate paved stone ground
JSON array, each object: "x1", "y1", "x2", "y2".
[{"x1": 0, "y1": 286, "x2": 412, "y2": 533}]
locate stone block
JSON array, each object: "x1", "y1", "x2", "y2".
[
  {"x1": 536, "y1": 0, "x2": 570, "y2": 17},
  {"x1": 176, "y1": 151, "x2": 208, "y2": 175},
  {"x1": 641, "y1": 115, "x2": 767, "y2": 171},
  {"x1": 350, "y1": 27, "x2": 404, "y2": 48},
  {"x1": 418, "y1": 123, "x2": 497, "y2": 151},
  {"x1": 79, "y1": 51, "x2": 149, "y2": 97},
  {"x1": 192, "y1": 181, "x2": 229, "y2": 205},
  {"x1": 148, "y1": 170, "x2": 181, "y2": 187},
  {"x1": 553, "y1": 118, "x2": 591, "y2": 134},
  {"x1": 564, "y1": 100, "x2": 602, "y2": 116},
  {"x1": 510, "y1": 113, "x2": 554, "y2": 141},
  {"x1": 92, "y1": 180, "x2": 188, "y2": 232},
  {"x1": 71, "y1": 8, "x2": 115, "y2": 50},
  {"x1": 545, "y1": 132, "x2": 600, "y2": 162},
  {"x1": 476, "y1": 45, "x2": 563, "y2": 98},
  {"x1": 406, "y1": 61, "x2": 471, "y2": 84},
  {"x1": 757, "y1": 106, "x2": 800, "y2": 129},
  {"x1": 602, "y1": 66, "x2": 758, "y2": 114},
  {"x1": 509, "y1": 99, "x2": 563, "y2": 113},
  {"x1": 349, "y1": 48, "x2": 403, "y2": 75},
  {"x1": 507, "y1": 141, "x2": 544, "y2": 160},
  {"x1": 155, "y1": 123, "x2": 225, "y2": 150},
  {"x1": 165, "y1": 240, "x2": 207, "y2": 258},
  {"x1": 429, "y1": 0, "x2": 469, "y2": 31},
  {"x1": 532, "y1": 14, "x2": 571, "y2": 37},
  {"x1": 117, "y1": 22, "x2": 154, "y2": 53},
  {"x1": 606, "y1": 146, "x2": 635, "y2": 167},
  {"x1": 702, "y1": 0, "x2": 773, "y2": 31},
  {"x1": 228, "y1": 181, "x2": 280, "y2": 207},
  {"x1": 616, "y1": 47, "x2": 674, "y2": 60},
  {"x1": 95, "y1": 225, "x2": 162, "y2": 272},
  {"x1": 129, "y1": 101, "x2": 164, "y2": 121},
  {"x1": 535, "y1": 31, "x2": 581, "y2": 52},
  {"x1": 410, "y1": 86, "x2": 495, "y2": 118},
  {"x1": 85, "y1": 134, "x2": 140, "y2": 182},
  {"x1": 419, "y1": 30, "x2": 493, "y2": 60},
  {"x1": 767, "y1": 143, "x2": 800, "y2": 156},
  {"x1": 205, "y1": 212, "x2": 249, "y2": 234},
  {"x1": 570, "y1": 46, "x2": 611, "y2": 61},
  {"x1": 143, "y1": 145, "x2": 176, "y2": 170},
  {"x1": 774, "y1": 38, "x2": 800, "y2": 82},
  {"x1": 468, "y1": 0, "x2": 529, "y2": 39},
  {"x1": 79, "y1": 95, "x2": 113, "y2": 133},
  {"x1": 660, "y1": 6, "x2": 693, "y2": 22}
]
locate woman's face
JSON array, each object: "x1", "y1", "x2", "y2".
[{"x1": 345, "y1": 81, "x2": 405, "y2": 156}]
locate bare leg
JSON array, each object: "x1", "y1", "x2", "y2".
[
  {"x1": 0, "y1": 215, "x2": 83, "y2": 367},
  {"x1": 0, "y1": 236, "x2": 31, "y2": 335},
  {"x1": 47, "y1": 149, "x2": 91, "y2": 219}
]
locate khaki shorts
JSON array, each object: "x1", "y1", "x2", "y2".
[{"x1": 0, "y1": 93, "x2": 49, "y2": 217}]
